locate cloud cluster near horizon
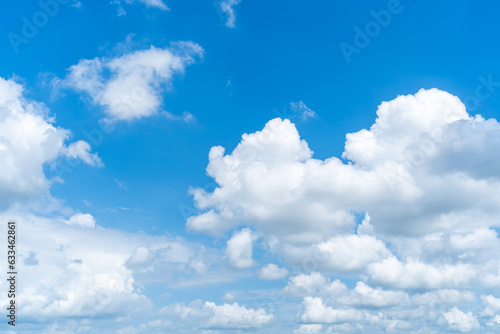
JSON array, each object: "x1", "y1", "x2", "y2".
[
  {"x1": 183, "y1": 88, "x2": 500, "y2": 332},
  {"x1": 4, "y1": 79, "x2": 500, "y2": 332}
]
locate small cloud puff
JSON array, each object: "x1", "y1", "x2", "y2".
[
  {"x1": 65, "y1": 213, "x2": 96, "y2": 228},
  {"x1": 258, "y1": 264, "x2": 288, "y2": 280}
]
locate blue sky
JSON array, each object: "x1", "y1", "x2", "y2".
[{"x1": 2, "y1": 0, "x2": 500, "y2": 333}]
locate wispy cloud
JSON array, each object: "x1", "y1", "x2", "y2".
[
  {"x1": 290, "y1": 100, "x2": 318, "y2": 120},
  {"x1": 112, "y1": 0, "x2": 169, "y2": 16},
  {"x1": 219, "y1": 0, "x2": 241, "y2": 28},
  {"x1": 114, "y1": 178, "x2": 129, "y2": 191}
]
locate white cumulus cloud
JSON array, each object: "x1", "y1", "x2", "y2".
[
  {"x1": 65, "y1": 141, "x2": 103, "y2": 167},
  {"x1": 314, "y1": 234, "x2": 391, "y2": 271},
  {"x1": 300, "y1": 297, "x2": 365, "y2": 324},
  {"x1": 226, "y1": 228, "x2": 256, "y2": 269},
  {"x1": 442, "y1": 307, "x2": 480, "y2": 332},
  {"x1": 62, "y1": 41, "x2": 203, "y2": 122},
  {"x1": 293, "y1": 324, "x2": 323, "y2": 334},
  {"x1": 258, "y1": 263, "x2": 288, "y2": 280},
  {"x1": 0, "y1": 77, "x2": 101, "y2": 205},
  {"x1": 184, "y1": 88, "x2": 500, "y2": 332},
  {"x1": 188, "y1": 88, "x2": 500, "y2": 244},
  {"x1": 159, "y1": 299, "x2": 274, "y2": 330},
  {"x1": 367, "y1": 256, "x2": 476, "y2": 290},
  {"x1": 65, "y1": 213, "x2": 96, "y2": 228}
]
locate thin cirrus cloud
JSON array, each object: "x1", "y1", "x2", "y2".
[
  {"x1": 112, "y1": 0, "x2": 169, "y2": 16},
  {"x1": 133, "y1": 0, "x2": 169, "y2": 10},
  {"x1": 290, "y1": 100, "x2": 318, "y2": 121},
  {"x1": 60, "y1": 41, "x2": 203, "y2": 123},
  {"x1": 219, "y1": 0, "x2": 242, "y2": 28}
]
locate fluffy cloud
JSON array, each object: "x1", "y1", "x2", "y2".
[
  {"x1": 219, "y1": 0, "x2": 241, "y2": 28},
  {"x1": 65, "y1": 212, "x2": 96, "y2": 228},
  {"x1": 283, "y1": 272, "x2": 341, "y2": 296},
  {"x1": 277, "y1": 234, "x2": 391, "y2": 275},
  {"x1": 11, "y1": 85, "x2": 500, "y2": 332},
  {"x1": 345, "y1": 282, "x2": 408, "y2": 308},
  {"x1": 62, "y1": 42, "x2": 203, "y2": 122},
  {"x1": 258, "y1": 263, "x2": 288, "y2": 280},
  {"x1": 412, "y1": 289, "x2": 476, "y2": 308},
  {"x1": 65, "y1": 141, "x2": 103, "y2": 167},
  {"x1": 449, "y1": 228, "x2": 499, "y2": 250},
  {"x1": 4, "y1": 214, "x2": 146, "y2": 320},
  {"x1": 293, "y1": 234, "x2": 391, "y2": 272},
  {"x1": 367, "y1": 257, "x2": 476, "y2": 290},
  {"x1": 226, "y1": 228, "x2": 256, "y2": 269},
  {"x1": 297, "y1": 295, "x2": 412, "y2": 332},
  {"x1": 160, "y1": 300, "x2": 274, "y2": 330},
  {"x1": 0, "y1": 77, "x2": 101, "y2": 205},
  {"x1": 342, "y1": 88, "x2": 469, "y2": 168},
  {"x1": 300, "y1": 297, "x2": 365, "y2": 323},
  {"x1": 343, "y1": 89, "x2": 500, "y2": 236},
  {"x1": 442, "y1": 307, "x2": 480, "y2": 332},
  {"x1": 293, "y1": 324, "x2": 323, "y2": 334},
  {"x1": 187, "y1": 117, "x2": 360, "y2": 242},
  {"x1": 184, "y1": 88, "x2": 500, "y2": 332},
  {"x1": 481, "y1": 295, "x2": 500, "y2": 317},
  {"x1": 188, "y1": 88, "x2": 500, "y2": 242},
  {"x1": 0, "y1": 211, "x2": 209, "y2": 324},
  {"x1": 284, "y1": 272, "x2": 407, "y2": 308},
  {"x1": 480, "y1": 295, "x2": 500, "y2": 328},
  {"x1": 205, "y1": 301, "x2": 274, "y2": 329}
]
